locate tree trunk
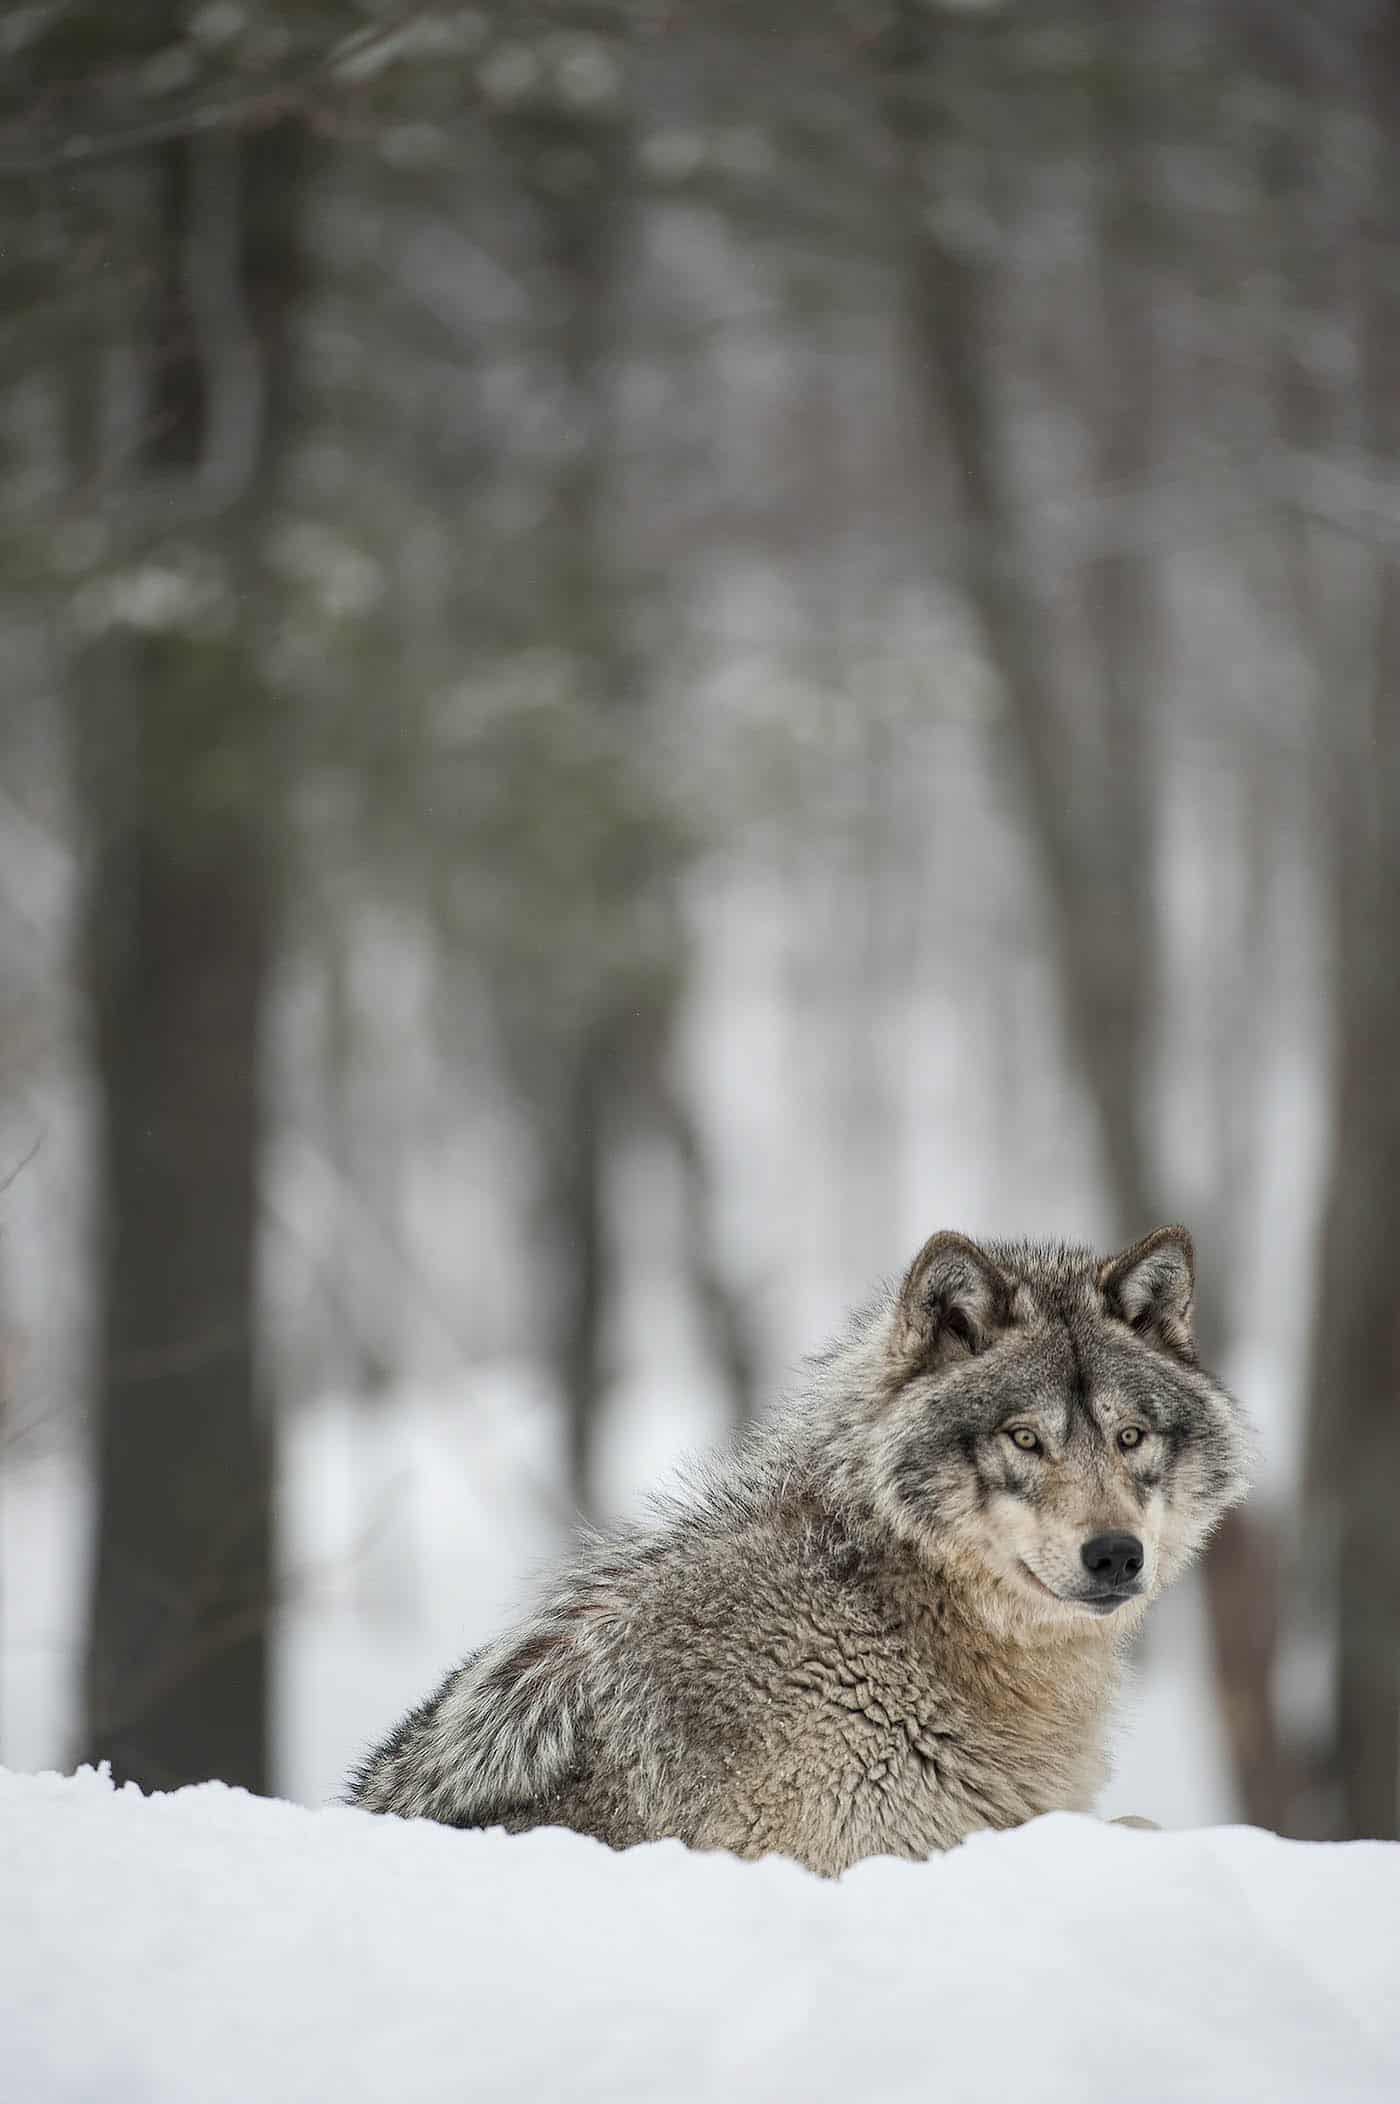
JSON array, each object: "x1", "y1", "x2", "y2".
[
  {"x1": 550, "y1": 1027, "x2": 612, "y2": 1519},
  {"x1": 656, "y1": 1075, "x2": 760, "y2": 1441},
  {"x1": 503, "y1": 92, "x2": 633, "y2": 1520},
  {"x1": 881, "y1": 10, "x2": 1157, "y2": 1233},
  {"x1": 1304, "y1": 15, "x2": 1400, "y2": 1839},
  {"x1": 80, "y1": 673, "x2": 275, "y2": 1791},
  {"x1": 76, "y1": 106, "x2": 304, "y2": 1792}
]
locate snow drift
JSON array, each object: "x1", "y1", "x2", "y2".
[{"x1": 1, "y1": 1765, "x2": 1397, "y2": 2103}]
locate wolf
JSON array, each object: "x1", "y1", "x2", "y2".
[{"x1": 348, "y1": 1226, "x2": 1249, "y2": 1876}]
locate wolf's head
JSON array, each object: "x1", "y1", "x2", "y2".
[{"x1": 857, "y1": 1227, "x2": 1250, "y2": 1637}]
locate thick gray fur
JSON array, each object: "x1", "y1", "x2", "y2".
[{"x1": 348, "y1": 1227, "x2": 1250, "y2": 1876}]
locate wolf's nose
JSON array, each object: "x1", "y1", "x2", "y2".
[{"x1": 1081, "y1": 1532, "x2": 1144, "y2": 1586}]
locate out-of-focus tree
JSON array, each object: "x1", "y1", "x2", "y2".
[
  {"x1": 1303, "y1": 4, "x2": 1400, "y2": 1843},
  {"x1": 492, "y1": 42, "x2": 661, "y2": 1517},
  {"x1": 496, "y1": 40, "x2": 762, "y2": 1510},
  {"x1": 18, "y1": 2, "x2": 312, "y2": 1792}
]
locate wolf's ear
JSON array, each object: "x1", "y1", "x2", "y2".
[
  {"x1": 1099, "y1": 1226, "x2": 1196, "y2": 1360},
  {"x1": 891, "y1": 1232, "x2": 1012, "y2": 1376}
]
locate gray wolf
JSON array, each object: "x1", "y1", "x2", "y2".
[{"x1": 348, "y1": 1226, "x2": 1249, "y2": 1875}]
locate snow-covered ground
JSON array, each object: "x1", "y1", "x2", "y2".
[{"x1": 2, "y1": 1766, "x2": 1396, "y2": 2104}]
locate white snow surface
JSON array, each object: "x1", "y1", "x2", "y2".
[{"x1": 2, "y1": 1768, "x2": 1398, "y2": 2103}]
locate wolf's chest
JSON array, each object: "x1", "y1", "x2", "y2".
[{"x1": 714, "y1": 1624, "x2": 1113, "y2": 1869}]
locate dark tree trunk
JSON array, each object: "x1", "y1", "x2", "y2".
[
  {"x1": 880, "y1": 9, "x2": 1157, "y2": 1232},
  {"x1": 502, "y1": 93, "x2": 633, "y2": 1520},
  {"x1": 1304, "y1": 13, "x2": 1400, "y2": 1840},
  {"x1": 81, "y1": 683, "x2": 275, "y2": 1791},
  {"x1": 1079, "y1": 5, "x2": 1159, "y2": 1225},
  {"x1": 76, "y1": 107, "x2": 304, "y2": 1792},
  {"x1": 656, "y1": 1075, "x2": 760, "y2": 1441},
  {"x1": 1308, "y1": 713, "x2": 1400, "y2": 1838},
  {"x1": 551, "y1": 1027, "x2": 612, "y2": 1520}
]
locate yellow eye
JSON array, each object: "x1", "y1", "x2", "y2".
[
  {"x1": 1008, "y1": 1427, "x2": 1040, "y2": 1453},
  {"x1": 1118, "y1": 1426, "x2": 1144, "y2": 1451}
]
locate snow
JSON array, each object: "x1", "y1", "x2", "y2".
[{"x1": 2, "y1": 1767, "x2": 1397, "y2": 2104}]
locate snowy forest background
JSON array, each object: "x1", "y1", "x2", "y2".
[{"x1": 0, "y1": 0, "x2": 1397, "y2": 1842}]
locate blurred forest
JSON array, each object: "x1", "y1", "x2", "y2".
[{"x1": 0, "y1": 0, "x2": 1396, "y2": 1839}]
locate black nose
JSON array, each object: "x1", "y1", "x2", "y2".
[{"x1": 1081, "y1": 1532, "x2": 1144, "y2": 1586}]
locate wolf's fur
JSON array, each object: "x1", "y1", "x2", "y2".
[{"x1": 349, "y1": 1227, "x2": 1249, "y2": 1876}]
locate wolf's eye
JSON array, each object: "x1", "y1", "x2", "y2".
[
  {"x1": 1007, "y1": 1427, "x2": 1041, "y2": 1453},
  {"x1": 1117, "y1": 1426, "x2": 1144, "y2": 1451}
]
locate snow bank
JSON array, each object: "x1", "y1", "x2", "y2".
[{"x1": 2, "y1": 1767, "x2": 1397, "y2": 2103}]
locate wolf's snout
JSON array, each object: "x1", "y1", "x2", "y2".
[{"x1": 1080, "y1": 1532, "x2": 1144, "y2": 1587}]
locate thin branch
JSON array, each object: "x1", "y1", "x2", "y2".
[
  {"x1": 0, "y1": 8, "x2": 448, "y2": 178},
  {"x1": 0, "y1": 1131, "x2": 43, "y2": 1200}
]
